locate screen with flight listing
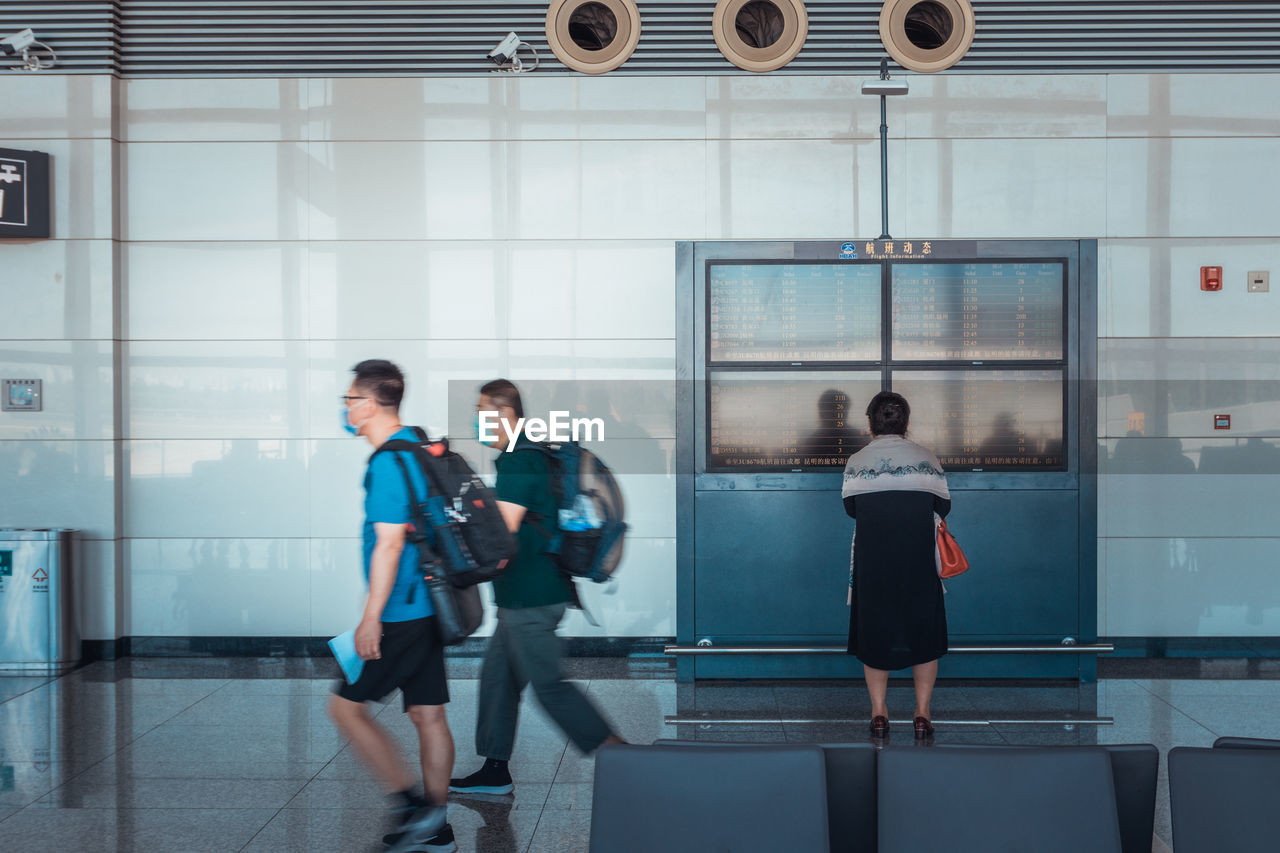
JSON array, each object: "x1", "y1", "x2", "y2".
[{"x1": 705, "y1": 257, "x2": 1068, "y2": 473}]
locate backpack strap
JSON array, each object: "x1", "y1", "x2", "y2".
[{"x1": 382, "y1": 445, "x2": 440, "y2": 606}]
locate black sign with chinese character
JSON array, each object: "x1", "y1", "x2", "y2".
[{"x1": 0, "y1": 147, "x2": 51, "y2": 239}]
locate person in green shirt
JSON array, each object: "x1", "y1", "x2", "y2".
[{"x1": 450, "y1": 379, "x2": 622, "y2": 795}]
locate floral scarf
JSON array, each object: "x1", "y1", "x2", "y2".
[
  {"x1": 841, "y1": 434, "x2": 950, "y2": 502},
  {"x1": 843, "y1": 434, "x2": 951, "y2": 598}
]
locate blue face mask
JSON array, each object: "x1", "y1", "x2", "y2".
[
  {"x1": 476, "y1": 411, "x2": 506, "y2": 447},
  {"x1": 341, "y1": 406, "x2": 359, "y2": 436}
]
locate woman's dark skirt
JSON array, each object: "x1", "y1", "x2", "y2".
[{"x1": 847, "y1": 490, "x2": 949, "y2": 671}]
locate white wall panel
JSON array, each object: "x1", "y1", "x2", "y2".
[
  {"x1": 0, "y1": 441, "x2": 115, "y2": 538},
  {"x1": 124, "y1": 439, "x2": 310, "y2": 539},
  {"x1": 1106, "y1": 138, "x2": 1280, "y2": 238},
  {"x1": 504, "y1": 76, "x2": 706, "y2": 141},
  {"x1": 1108, "y1": 74, "x2": 1280, "y2": 138},
  {"x1": 421, "y1": 340, "x2": 509, "y2": 433},
  {"x1": 306, "y1": 140, "x2": 498, "y2": 241},
  {"x1": 306, "y1": 438, "x2": 373, "y2": 540},
  {"x1": 124, "y1": 340, "x2": 309, "y2": 440},
  {"x1": 1104, "y1": 537, "x2": 1280, "y2": 636},
  {"x1": 306, "y1": 76, "x2": 705, "y2": 143},
  {"x1": 123, "y1": 142, "x2": 309, "y2": 241},
  {"x1": 707, "y1": 76, "x2": 871, "y2": 141},
  {"x1": 706, "y1": 139, "x2": 857, "y2": 239},
  {"x1": 124, "y1": 242, "x2": 308, "y2": 340},
  {"x1": 0, "y1": 341, "x2": 113, "y2": 441},
  {"x1": 307, "y1": 242, "x2": 502, "y2": 341},
  {"x1": 308, "y1": 538, "x2": 368, "y2": 637},
  {"x1": 897, "y1": 75, "x2": 1108, "y2": 140},
  {"x1": 1100, "y1": 474, "x2": 1280, "y2": 539},
  {"x1": 127, "y1": 538, "x2": 311, "y2": 636},
  {"x1": 870, "y1": 138, "x2": 1108, "y2": 239},
  {"x1": 0, "y1": 75, "x2": 113, "y2": 140},
  {"x1": 706, "y1": 75, "x2": 1106, "y2": 142},
  {"x1": 572, "y1": 244, "x2": 675, "y2": 339},
  {"x1": 122, "y1": 79, "x2": 308, "y2": 142},
  {"x1": 508, "y1": 140, "x2": 706, "y2": 240},
  {"x1": 1103, "y1": 239, "x2": 1280, "y2": 338},
  {"x1": 0, "y1": 240, "x2": 115, "y2": 341}
]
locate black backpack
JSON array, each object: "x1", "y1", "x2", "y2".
[
  {"x1": 517, "y1": 441, "x2": 627, "y2": 583},
  {"x1": 375, "y1": 427, "x2": 516, "y2": 588}
]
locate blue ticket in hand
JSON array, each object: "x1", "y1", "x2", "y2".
[{"x1": 328, "y1": 629, "x2": 365, "y2": 685}]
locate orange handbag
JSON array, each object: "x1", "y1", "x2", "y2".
[{"x1": 936, "y1": 518, "x2": 970, "y2": 579}]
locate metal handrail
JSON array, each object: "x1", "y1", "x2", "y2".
[
  {"x1": 664, "y1": 716, "x2": 1114, "y2": 727},
  {"x1": 664, "y1": 643, "x2": 1114, "y2": 656}
]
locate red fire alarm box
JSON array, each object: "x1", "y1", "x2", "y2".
[
  {"x1": 1201, "y1": 266, "x2": 1223, "y2": 291},
  {"x1": 1214, "y1": 414, "x2": 1231, "y2": 430}
]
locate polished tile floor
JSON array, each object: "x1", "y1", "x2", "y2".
[{"x1": 1, "y1": 657, "x2": 1278, "y2": 852}]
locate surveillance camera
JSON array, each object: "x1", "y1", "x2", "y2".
[
  {"x1": 0, "y1": 28, "x2": 36, "y2": 56},
  {"x1": 861, "y1": 78, "x2": 909, "y2": 96},
  {"x1": 488, "y1": 32, "x2": 522, "y2": 65}
]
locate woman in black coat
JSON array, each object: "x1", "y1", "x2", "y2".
[{"x1": 842, "y1": 392, "x2": 951, "y2": 739}]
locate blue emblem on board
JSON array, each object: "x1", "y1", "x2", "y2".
[{"x1": 839, "y1": 242, "x2": 858, "y2": 258}]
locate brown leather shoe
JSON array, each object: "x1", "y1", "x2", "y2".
[
  {"x1": 870, "y1": 715, "x2": 889, "y2": 737},
  {"x1": 913, "y1": 716, "x2": 935, "y2": 738}
]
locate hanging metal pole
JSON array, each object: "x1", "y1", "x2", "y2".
[{"x1": 878, "y1": 58, "x2": 891, "y2": 241}]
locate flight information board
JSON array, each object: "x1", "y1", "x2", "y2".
[
  {"x1": 891, "y1": 369, "x2": 1065, "y2": 470},
  {"x1": 709, "y1": 262, "x2": 881, "y2": 363},
  {"x1": 708, "y1": 372, "x2": 882, "y2": 470},
  {"x1": 892, "y1": 261, "x2": 1064, "y2": 361}
]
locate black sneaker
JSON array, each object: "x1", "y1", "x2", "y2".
[
  {"x1": 449, "y1": 759, "x2": 513, "y2": 795},
  {"x1": 382, "y1": 822, "x2": 456, "y2": 853},
  {"x1": 384, "y1": 803, "x2": 448, "y2": 853}
]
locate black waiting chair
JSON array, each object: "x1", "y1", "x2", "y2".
[
  {"x1": 1213, "y1": 735, "x2": 1280, "y2": 750},
  {"x1": 590, "y1": 743, "x2": 829, "y2": 853},
  {"x1": 877, "y1": 746, "x2": 1123, "y2": 853},
  {"x1": 1169, "y1": 746, "x2": 1280, "y2": 853},
  {"x1": 654, "y1": 739, "x2": 877, "y2": 852},
  {"x1": 935, "y1": 742, "x2": 1157, "y2": 853}
]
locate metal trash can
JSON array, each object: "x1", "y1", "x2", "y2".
[{"x1": 0, "y1": 529, "x2": 80, "y2": 674}]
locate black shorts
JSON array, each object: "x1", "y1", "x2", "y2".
[{"x1": 335, "y1": 617, "x2": 449, "y2": 710}]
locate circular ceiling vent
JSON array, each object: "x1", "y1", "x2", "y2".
[
  {"x1": 879, "y1": 0, "x2": 975, "y2": 73},
  {"x1": 545, "y1": 0, "x2": 642, "y2": 75},
  {"x1": 713, "y1": 0, "x2": 809, "y2": 73}
]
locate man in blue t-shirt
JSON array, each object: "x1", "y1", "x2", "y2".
[{"x1": 327, "y1": 359, "x2": 456, "y2": 853}]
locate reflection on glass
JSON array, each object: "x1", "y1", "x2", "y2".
[
  {"x1": 709, "y1": 262, "x2": 881, "y2": 362},
  {"x1": 892, "y1": 261, "x2": 1064, "y2": 361},
  {"x1": 892, "y1": 370, "x2": 1065, "y2": 470},
  {"x1": 708, "y1": 372, "x2": 882, "y2": 470}
]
